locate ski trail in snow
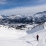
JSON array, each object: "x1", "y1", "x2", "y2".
[
  {"x1": 29, "y1": 39, "x2": 44, "y2": 46},
  {"x1": 36, "y1": 39, "x2": 45, "y2": 46},
  {"x1": 26, "y1": 35, "x2": 46, "y2": 46}
]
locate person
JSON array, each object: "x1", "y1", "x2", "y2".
[{"x1": 36, "y1": 34, "x2": 39, "y2": 41}]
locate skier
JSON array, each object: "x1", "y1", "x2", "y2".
[{"x1": 36, "y1": 34, "x2": 39, "y2": 41}]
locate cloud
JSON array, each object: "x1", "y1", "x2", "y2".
[
  {"x1": 0, "y1": 0, "x2": 45, "y2": 5},
  {"x1": 1, "y1": 0, "x2": 46, "y2": 6},
  {"x1": 38, "y1": 0, "x2": 46, "y2": 2},
  {"x1": 37, "y1": 0, "x2": 46, "y2": 4},
  {"x1": 0, "y1": 0, "x2": 7, "y2": 4},
  {"x1": 0, "y1": 4, "x2": 46, "y2": 16}
]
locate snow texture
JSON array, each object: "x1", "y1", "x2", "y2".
[{"x1": 0, "y1": 23, "x2": 46, "y2": 46}]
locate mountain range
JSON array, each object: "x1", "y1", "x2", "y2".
[{"x1": 0, "y1": 11, "x2": 46, "y2": 26}]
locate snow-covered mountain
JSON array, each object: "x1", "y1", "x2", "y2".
[
  {"x1": 0, "y1": 11, "x2": 46, "y2": 27},
  {"x1": 0, "y1": 15, "x2": 3, "y2": 19},
  {"x1": 34, "y1": 11, "x2": 46, "y2": 18},
  {"x1": 1, "y1": 14, "x2": 33, "y2": 20},
  {"x1": 0, "y1": 14, "x2": 33, "y2": 26},
  {"x1": 33, "y1": 11, "x2": 46, "y2": 23}
]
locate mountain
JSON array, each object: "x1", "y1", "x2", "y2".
[
  {"x1": 33, "y1": 11, "x2": 46, "y2": 23},
  {"x1": 0, "y1": 15, "x2": 3, "y2": 19},
  {"x1": 0, "y1": 14, "x2": 33, "y2": 25},
  {"x1": 0, "y1": 11, "x2": 46, "y2": 26}
]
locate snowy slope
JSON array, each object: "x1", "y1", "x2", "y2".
[
  {"x1": 27, "y1": 24, "x2": 44, "y2": 34},
  {"x1": 0, "y1": 24, "x2": 46, "y2": 46},
  {"x1": 0, "y1": 25, "x2": 27, "y2": 39}
]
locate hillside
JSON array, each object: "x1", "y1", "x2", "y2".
[{"x1": 0, "y1": 23, "x2": 46, "y2": 46}]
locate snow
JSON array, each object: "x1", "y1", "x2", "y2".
[
  {"x1": 26, "y1": 24, "x2": 44, "y2": 34},
  {"x1": 0, "y1": 24, "x2": 46, "y2": 46},
  {"x1": 44, "y1": 22, "x2": 46, "y2": 29},
  {"x1": 0, "y1": 15, "x2": 3, "y2": 19},
  {"x1": 9, "y1": 14, "x2": 22, "y2": 19},
  {"x1": 0, "y1": 25, "x2": 27, "y2": 39}
]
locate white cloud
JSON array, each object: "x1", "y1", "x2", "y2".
[
  {"x1": 0, "y1": 4, "x2": 46, "y2": 16},
  {"x1": 37, "y1": 0, "x2": 46, "y2": 3},
  {"x1": 0, "y1": 0, "x2": 7, "y2": 4},
  {"x1": 38, "y1": 0, "x2": 46, "y2": 2},
  {"x1": 0, "y1": 0, "x2": 46, "y2": 5}
]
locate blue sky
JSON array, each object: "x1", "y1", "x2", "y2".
[
  {"x1": 0, "y1": 0, "x2": 46, "y2": 10},
  {"x1": 0, "y1": 0, "x2": 46, "y2": 15}
]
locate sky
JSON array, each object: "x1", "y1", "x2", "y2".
[{"x1": 0, "y1": 0, "x2": 46, "y2": 15}]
